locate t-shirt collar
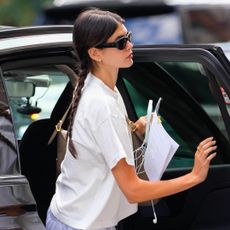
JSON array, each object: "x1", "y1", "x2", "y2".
[{"x1": 87, "y1": 72, "x2": 119, "y2": 100}]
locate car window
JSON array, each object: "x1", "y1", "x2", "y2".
[
  {"x1": 2, "y1": 65, "x2": 70, "y2": 139},
  {"x1": 159, "y1": 62, "x2": 230, "y2": 137},
  {"x1": 120, "y1": 60, "x2": 230, "y2": 168}
]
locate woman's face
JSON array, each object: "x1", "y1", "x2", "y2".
[{"x1": 97, "y1": 23, "x2": 133, "y2": 69}]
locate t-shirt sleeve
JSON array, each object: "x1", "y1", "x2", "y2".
[{"x1": 93, "y1": 115, "x2": 135, "y2": 169}]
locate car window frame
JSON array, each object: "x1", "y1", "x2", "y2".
[{"x1": 133, "y1": 45, "x2": 230, "y2": 141}]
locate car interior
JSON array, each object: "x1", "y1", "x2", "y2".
[{"x1": 2, "y1": 64, "x2": 76, "y2": 223}]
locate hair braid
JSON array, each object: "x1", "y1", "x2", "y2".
[{"x1": 68, "y1": 59, "x2": 90, "y2": 158}]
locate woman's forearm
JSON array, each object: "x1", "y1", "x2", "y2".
[{"x1": 127, "y1": 172, "x2": 198, "y2": 203}]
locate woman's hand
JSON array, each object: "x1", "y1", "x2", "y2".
[
  {"x1": 134, "y1": 116, "x2": 147, "y2": 135},
  {"x1": 191, "y1": 137, "x2": 217, "y2": 184},
  {"x1": 134, "y1": 113, "x2": 158, "y2": 135}
]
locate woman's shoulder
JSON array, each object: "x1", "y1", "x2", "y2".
[{"x1": 82, "y1": 84, "x2": 107, "y2": 106}]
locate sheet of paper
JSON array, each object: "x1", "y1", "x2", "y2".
[{"x1": 143, "y1": 101, "x2": 179, "y2": 181}]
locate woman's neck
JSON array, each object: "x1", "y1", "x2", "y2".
[{"x1": 91, "y1": 67, "x2": 118, "y2": 91}]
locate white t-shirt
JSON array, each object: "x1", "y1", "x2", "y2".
[{"x1": 50, "y1": 73, "x2": 137, "y2": 229}]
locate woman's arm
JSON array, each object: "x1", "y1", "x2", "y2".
[{"x1": 112, "y1": 137, "x2": 216, "y2": 203}]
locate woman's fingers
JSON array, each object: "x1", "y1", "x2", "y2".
[
  {"x1": 207, "y1": 152, "x2": 217, "y2": 162},
  {"x1": 134, "y1": 116, "x2": 146, "y2": 135},
  {"x1": 199, "y1": 142, "x2": 216, "y2": 155},
  {"x1": 196, "y1": 137, "x2": 217, "y2": 157},
  {"x1": 192, "y1": 137, "x2": 217, "y2": 183},
  {"x1": 197, "y1": 137, "x2": 214, "y2": 150}
]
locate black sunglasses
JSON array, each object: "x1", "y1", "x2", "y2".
[{"x1": 96, "y1": 32, "x2": 132, "y2": 50}]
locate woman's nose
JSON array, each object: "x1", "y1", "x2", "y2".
[{"x1": 126, "y1": 40, "x2": 133, "y2": 50}]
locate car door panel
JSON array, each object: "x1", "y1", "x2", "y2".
[
  {"x1": 162, "y1": 166, "x2": 230, "y2": 230},
  {"x1": 119, "y1": 165, "x2": 230, "y2": 229},
  {"x1": 117, "y1": 46, "x2": 230, "y2": 229},
  {"x1": 0, "y1": 176, "x2": 45, "y2": 230}
]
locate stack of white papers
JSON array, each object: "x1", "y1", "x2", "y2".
[{"x1": 143, "y1": 98, "x2": 179, "y2": 181}]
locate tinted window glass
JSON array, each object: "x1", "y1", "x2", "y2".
[
  {"x1": 159, "y1": 62, "x2": 229, "y2": 138},
  {"x1": 120, "y1": 61, "x2": 230, "y2": 168}
]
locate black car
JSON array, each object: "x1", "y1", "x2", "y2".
[{"x1": 1, "y1": 25, "x2": 230, "y2": 229}]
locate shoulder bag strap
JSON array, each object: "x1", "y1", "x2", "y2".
[{"x1": 48, "y1": 103, "x2": 72, "y2": 145}]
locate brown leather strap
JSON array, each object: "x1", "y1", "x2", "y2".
[{"x1": 48, "y1": 103, "x2": 71, "y2": 145}]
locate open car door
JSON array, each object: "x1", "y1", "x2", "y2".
[{"x1": 117, "y1": 45, "x2": 230, "y2": 230}]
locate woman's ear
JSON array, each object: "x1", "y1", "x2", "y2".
[{"x1": 88, "y1": 47, "x2": 102, "y2": 62}]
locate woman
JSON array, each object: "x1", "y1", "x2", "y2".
[{"x1": 46, "y1": 8, "x2": 217, "y2": 230}]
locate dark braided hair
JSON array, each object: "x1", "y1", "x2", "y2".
[{"x1": 68, "y1": 8, "x2": 124, "y2": 158}]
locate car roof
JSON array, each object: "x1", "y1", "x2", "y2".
[
  {"x1": 0, "y1": 25, "x2": 226, "y2": 53},
  {"x1": 0, "y1": 25, "x2": 72, "y2": 38},
  {"x1": 0, "y1": 26, "x2": 73, "y2": 52},
  {"x1": 0, "y1": 26, "x2": 15, "y2": 30}
]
